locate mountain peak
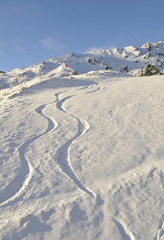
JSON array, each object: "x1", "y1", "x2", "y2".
[{"x1": 1, "y1": 41, "x2": 164, "y2": 89}]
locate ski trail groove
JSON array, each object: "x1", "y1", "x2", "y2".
[
  {"x1": 0, "y1": 86, "x2": 103, "y2": 205},
  {"x1": 54, "y1": 95, "x2": 96, "y2": 198},
  {"x1": 53, "y1": 87, "x2": 103, "y2": 199},
  {"x1": 0, "y1": 101, "x2": 58, "y2": 207},
  {"x1": 155, "y1": 219, "x2": 164, "y2": 240},
  {"x1": 114, "y1": 218, "x2": 136, "y2": 240}
]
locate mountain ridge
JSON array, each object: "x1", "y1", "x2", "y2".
[{"x1": 0, "y1": 41, "x2": 164, "y2": 89}]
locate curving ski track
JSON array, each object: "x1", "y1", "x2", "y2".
[
  {"x1": 114, "y1": 217, "x2": 136, "y2": 240},
  {"x1": 52, "y1": 86, "x2": 104, "y2": 199},
  {"x1": 0, "y1": 86, "x2": 103, "y2": 206},
  {"x1": 0, "y1": 101, "x2": 58, "y2": 207},
  {"x1": 54, "y1": 96, "x2": 96, "y2": 198}
]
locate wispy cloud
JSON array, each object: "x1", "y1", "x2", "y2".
[
  {"x1": 0, "y1": 40, "x2": 5, "y2": 47},
  {"x1": 86, "y1": 45, "x2": 116, "y2": 53},
  {"x1": 41, "y1": 37, "x2": 55, "y2": 49},
  {"x1": 41, "y1": 37, "x2": 65, "y2": 52},
  {"x1": 0, "y1": 5, "x2": 45, "y2": 19},
  {"x1": 0, "y1": 7, "x2": 25, "y2": 20},
  {"x1": 0, "y1": 50, "x2": 6, "y2": 56},
  {"x1": 16, "y1": 46, "x2": 24, "y2": 52}
]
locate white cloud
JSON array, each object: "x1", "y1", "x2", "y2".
[
  {"x1": 86, "y1": 45, "x2": 116, "y2": 53},
  {"x1": 86, "y1": 46, "x2": 104, "y2": 52},
  {"x1": 41, "y1": 37, "x2": 54, "y2": 49},
  {"x1": 16, "y1": 46, "x2": 24, "y2": 52},
  {"x1": 41, "y1": 37, "x2": 65, "y2": 52}
]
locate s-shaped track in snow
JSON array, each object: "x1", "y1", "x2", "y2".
[
  {"x1": 0, "y1": 99, "x2": 59, "y2": 207},
  {"x1": 0, "y1": 86, "x2": 103, "y2": 206},
  {"x1": 54, "y1": 95, "x2": 96, "y2": 198},
  {"x1": 52, "y1": 86, "x2": 104, "y2": 199}
]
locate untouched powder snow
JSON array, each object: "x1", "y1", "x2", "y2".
[{"x1": 0, "y1": 42, "x2": 164, "y2": 240}]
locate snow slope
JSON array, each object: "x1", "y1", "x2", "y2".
[{"x1": 0, "y1": 42, "x2": 164, "y2": 240}]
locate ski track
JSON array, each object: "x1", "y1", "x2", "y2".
[
  {"x1": 114, "y1": 217, "x2": 136, "y2": 240},
  {"x1": 155, "y1": 217, "x2": 164, "y2": 240},
  {"x1": 0, "y1": 86, "x2": 103, "y2": 206},
  {"x1": 0, "y1": 101, "x2": 58, "y2": 207},
  {"x1": 52, "y1": 86, "x2": 104, "y2": 199}
]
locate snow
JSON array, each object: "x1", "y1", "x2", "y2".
[{"x1": 0, "y1": 42, "x2": 164, "y2": 240}]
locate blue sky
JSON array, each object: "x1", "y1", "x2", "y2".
[{"x1": 0, "y1": 0, "x2": 164, "y2": 72}]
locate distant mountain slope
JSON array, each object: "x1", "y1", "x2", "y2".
[{"x1": 0, "y1": 41, "x2": 164, "y2": 89}]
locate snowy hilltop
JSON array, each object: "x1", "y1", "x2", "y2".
[
  {"x1": 0, "y1": 41, "x2": 164, "y2": 240},
  {"x1": 0, "y1": 41, "x2": 164, "y2": 90}
]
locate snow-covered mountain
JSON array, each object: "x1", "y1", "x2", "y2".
[
  {"x1": 0, "y1": 41, "x2": 164, "y2": 89},
  {"x1": 0, "y1": 42, "x2": 164, "y2": 240}
]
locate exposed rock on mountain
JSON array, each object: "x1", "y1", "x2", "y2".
[
  {"x1": 138, "y1": 64, "x2": 161, "y2": 76},
  {"x1": 1, "y1": 41, "x2": 164, "y2": 89}
]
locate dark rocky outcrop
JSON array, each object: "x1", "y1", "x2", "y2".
[
  {"x1": 105, "y1": 66, "x2": 112, "y2": 70},
  {"x1": 119, "y1": 66, "x2": 129, "y2": 73},
  {"x1": 0, "y1": 71, "x2": 5, "y2": 74},
  {"x1": 138, "y1": 64, "x2": 161, "y2": 76},
  {"x1": 88, "y1": 58, "x2": 95, "y2": 65},
  {"x1": 72, "y1": 71, "x2": 78, "y2": 75}
]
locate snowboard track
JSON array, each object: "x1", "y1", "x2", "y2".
[
  {"x1": 114, "y1": 217, "x2": 136, "y2": 240},
  {"x1": 54, "y1": 93, "x2": 96, "y2": 198},
  {"x1": 52, "y1": 85, "x2": 105, "y2": 201},
  {"x1": 0, "y1": 100, "x2": 58, "y2": 207},
  {"x1": 0, "y1": 85, "x2": 103, "y2": 206}
]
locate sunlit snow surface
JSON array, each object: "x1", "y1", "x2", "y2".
[{"x1": 0, "y1": 44, "x2": 164, "y2": 240}]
